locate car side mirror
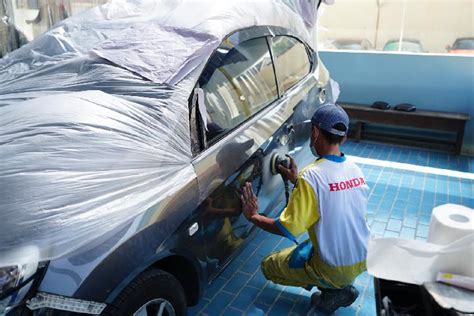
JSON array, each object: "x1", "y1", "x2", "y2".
[
  {"x1": 446, "y1": 45, "x2": 451, "y2": 51},
  {"x1": 309, "y1": 51, "x2": 319, "y2": 70}
]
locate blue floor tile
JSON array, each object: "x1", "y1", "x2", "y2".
[
  {"x1": 203, "y1": 291, "x2": 235, "y2": 315},
  {"x1": 256, "y1": 238, "x2": 279, "y2": 255},
  {"x1": 223, "y1": 271, "x2": 251, "y2": 294},
  {"x1": 400, "y1": 226, "x2": 416, "y2": 239},
  {"x1": 370, "y1": 221, "x2": 387, "y2": 235},
  {"x1": 375, "y1": 212, "x2": 390, "y2": 222},
  {"x1": 359, "y1": 295, "x2": 377, "y2": 316},
  {"x1": 247, "y1": 302, "x2": 271, "y2": 315},
  {"x1": 379, "y1": 200, "x2": 394, "y2": 212},
  {"x1": 230, "y1": 286, "x2": 261, "y2": 310},
  {"x1": 248, "y1": 271, "x2": 267, "y2": 289},
  {"x1": 386, "y1": 219, "x2": 402, "y2": 232},
  {"x1": 418, "y1": 214, "x2": 431, "y2": 225},
  {"x1": 464, "y1": 197, "x2": 474, "y2": 208},
  {"x1": 289, "y1": 296, "x2": 311, "y2": 315},
  {"x1": 268, "y1": 297, "x2": 295, "y2": 316},
  {"x1": 222, "y1": 307, "x2": 245, "y2": 316},
  {"x1": 416, "y1": 224, "x2": 430, "y2": 238},
  {"x1": 403, "y1": 216, "x2": 418, "y2": 228},
  {"x1": 333, "y1": 306, "x2": 358, "y2": 315},
  {"x1": 354, "y1": 271, "x2": 370, "y2": 286},
  {"x1": 384, "y1": 230, "x2": 399, "y2": 238},
  {"x1": 242, "y1": 254, "x2": 264, "y2": 273},
  {"x1": 280, "y1": 286, "x2": 303, "y2": 302},
  {"x1": 188, "y1": 298, "x2": 210, "y2": 316},
  {"x1": 203, "y1": 276, "x2": 228, "y2": 300},
  {"x1": 405, "y1": 206, "x2": 418, "y2": 216},
  {"x1": 220, "y1": 259, "x2": 244, "y2": 279},
  {"x1": 240, "y1": 243, "x2": 258, "y2": 258},
  {"x1": 256, "y1": 283, "x2": 282, "y2": 306},
  {"x1": 419, "y1": 205, "x2": 433, "y2": 215},
  {"x1": 390, "y1": 208, "x2": 404, "y2": 220}
]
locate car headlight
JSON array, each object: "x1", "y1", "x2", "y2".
[
  {"x1": 0, "y1": 246, "x2": 40, "y2": 300},
  {"x1": 0, "y1": 266, "x2": 22, "y2": 296}
]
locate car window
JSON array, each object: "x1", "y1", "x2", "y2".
[
  {"x1": 453, "y1": 39, "x2": 474, "y2": 50},
  {"x1": 199, "y1": 37, "x2": 278, "y2": 145},
  {"x1": 269, "y1": 36, "x2": 311, "y2": 94},
  {"x1": 383, "y1": 40, "x2": 423, "y2": 53}
]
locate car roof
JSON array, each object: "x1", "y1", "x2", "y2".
[
  {"x1": 385, "y1": 38, "x2": 421, "y2": 44},
  {"x1": 333, "y1": 38, "x2": 370, "y2": 44},
  {"x1": 1, "y1": 0, "x2": 318, "y2": 87},
  {"x1": 454, "y1": 37, "x2": 474, "y2": 42}
]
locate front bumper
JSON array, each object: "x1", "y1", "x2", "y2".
[
  {"x1": 4, "y1": 292, "x2": 107, "y2": 316},
  {"x1": 26, "y1": 293, "x2": 106, "y2": 315}
]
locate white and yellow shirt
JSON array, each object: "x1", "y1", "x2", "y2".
[{"x1": 275, "y1": 154, "x2": 370, "y2": 288}]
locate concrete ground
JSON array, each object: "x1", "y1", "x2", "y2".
[{"x1": 189, "y1": 140, "x2": 474, "y2": 316}]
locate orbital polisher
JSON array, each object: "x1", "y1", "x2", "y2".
[
  {"x1": 270, "y1": 153, "x2": 290, "y2": 175},
  {"x1": 270, "y1": 153, "x2": 291, "y2": 205}
]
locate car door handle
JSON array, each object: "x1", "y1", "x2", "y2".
[
  {"x1": 287, "y1": 124, "x2": 295, "y2": 134},
  {"x1": 278, "y1": 134, "x2": 289, "y2": 146},
  {"x1": 286, "y1": 124, "x2": 295, "y2": 136}
]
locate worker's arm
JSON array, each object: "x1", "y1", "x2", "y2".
[
  {"x1": 249, "y1": 214, "x2": 283, "y2": 236},
  {"x1": 240, "y1": 183, "x2": 283, "y2": 236},
  {"x1": 241, "y1": 176, "x2": 319, "y2": 242}
]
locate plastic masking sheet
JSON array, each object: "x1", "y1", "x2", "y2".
[
  {"x1": 367, "y1": 234, "x2": 474, "y2": 286},
  {"x1": 0, "y1": 0, "x2": 321, "y2": 266}
]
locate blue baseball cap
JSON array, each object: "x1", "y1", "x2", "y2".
[{"x1": 311, "y1": 104, "x2": 349, "y2": 136}]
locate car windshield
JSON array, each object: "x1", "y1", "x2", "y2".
[
  {"x1": 453, "y1": 39, "x2": 474, "y2": 50},
  {"x1": 335, "y1": 42, "x2": 362, "y2": 50},
  {"x1": 384, "y1": 40, "x2": 422, "y2": 52}
]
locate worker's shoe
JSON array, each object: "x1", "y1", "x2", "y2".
[{"x1": 309, "y1": 285, "x2": 359, "y2": 314}]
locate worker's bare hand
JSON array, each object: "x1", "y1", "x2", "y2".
[
  {"x1": 278, "y1": 155, "x2": 298, "y2": 184},
  {"x1": 240, "y1": 182, "x2": 258, "y2": 220}
]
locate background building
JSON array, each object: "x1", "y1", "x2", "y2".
[{"x1": 318, "y1": 0, "x2": 474, "y2": 54}]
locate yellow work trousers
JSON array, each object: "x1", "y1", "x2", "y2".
[{"x1": 261, "y1": 244, "x2": 335, "y2": 290}]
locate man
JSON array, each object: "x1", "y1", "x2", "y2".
[{"x1": 240, "y1": 104, "x2": 370, "y2": 314}]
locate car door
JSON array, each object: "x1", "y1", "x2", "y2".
[
  {"x1": 267, "y1": 35, "x2": 324, "y2": 173},
  {"x1": 189, "y1": 27, "x2": 320, "y2": 278}
]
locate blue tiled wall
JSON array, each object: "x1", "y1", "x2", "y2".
[{"x1": 319, "y1": 51, "x2": 474, "y2": 154}]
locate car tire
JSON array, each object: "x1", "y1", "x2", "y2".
[{"x1": 102, "y1": 269, "x2": 187, "y2": 316}]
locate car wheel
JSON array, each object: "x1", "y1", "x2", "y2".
[{"x1": 102, "y1": 269, "x2": 187, "y2": 316}]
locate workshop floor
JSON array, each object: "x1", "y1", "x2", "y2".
[{"x1": 189, "y1": 141, "x2": 474, "y2": 316}]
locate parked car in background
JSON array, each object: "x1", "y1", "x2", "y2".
[
  {"x1": 0, "y1": 0, "x2": 336, "y2": 315},
  {"x1": 383, "y1": 38, "x2": 425, "y2": 53},
  {"x1": 321, "y1": 38, "x2": 372, "y2": 51},
  {"x1": 446, "y1": 37, "x2": 474, "y2": 55},
  {"x1": 332, "y1": 38, "x2": 373, "y2": 50}
]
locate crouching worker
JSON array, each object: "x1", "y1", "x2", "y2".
[{"x1": 240, "y1": 104, "x2": 370, "y2": 314}]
